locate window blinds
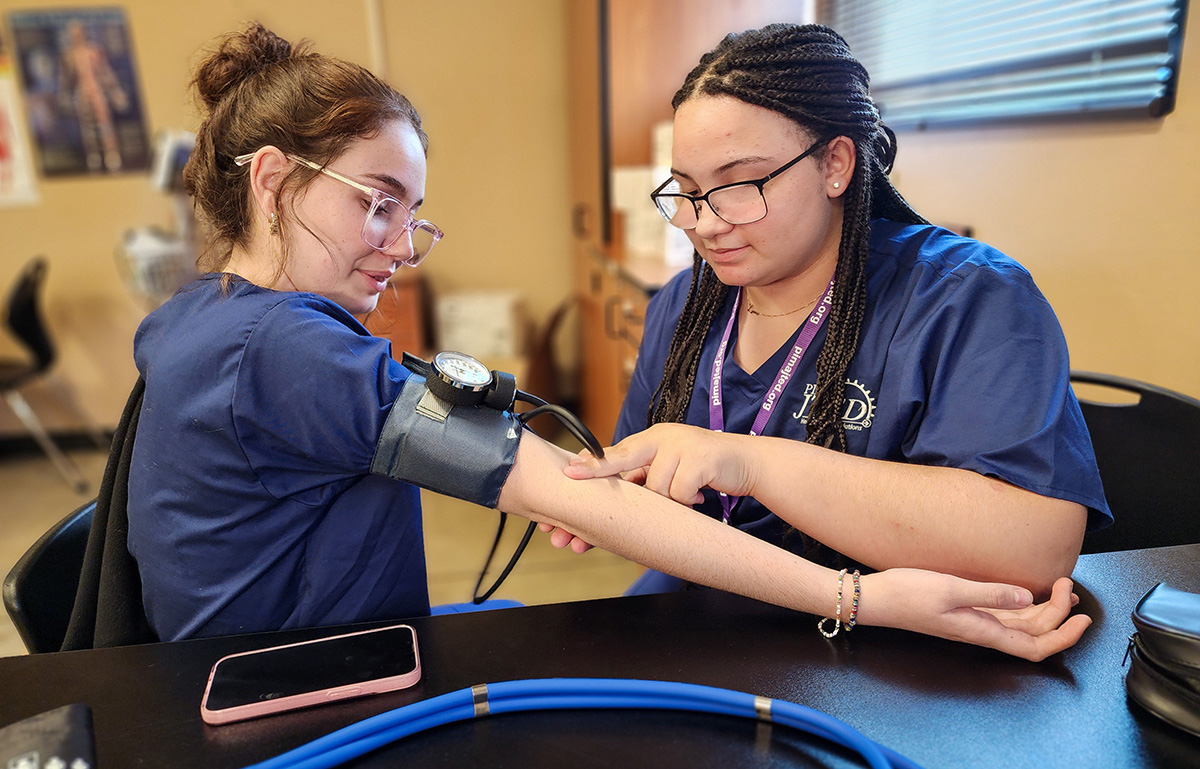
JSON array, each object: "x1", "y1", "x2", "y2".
[{"x1": 822, "y1": 0, "x2": 1188, "y2": 129}]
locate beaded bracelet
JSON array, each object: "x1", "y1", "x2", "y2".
[
  {"x1": 845, "y1": 570, "x2": 861, "y2": 631},
  {"x1": 817, "y1": 568, "x2": 848, "y2": 638}
]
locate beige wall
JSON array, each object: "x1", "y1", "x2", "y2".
[
  {"x1": 891, "y1": 9, "x2": 1200, "y2": 398},
  {"x1": 2, "y1": 1, "x2": 1198, "y2": 440},
  {"x1": 0, "y1": 0, "x2": 572, "y2": 434}
]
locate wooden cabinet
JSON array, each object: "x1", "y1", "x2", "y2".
[
  {"x1": 568, "y1": 0, "x2": 618, "y2": 439},
  {"x1": 364, "y1": 272, "x2": 428, "y2": 359},
  {"x1": 576, "y1": 246, "x2": 648, "y2": 442},
  {"x1": 567, "y1": 0, "x2": 811, "y2": 442},
  {"x1": 607, "y1": 0, "x2": 812, "y2": 167}
]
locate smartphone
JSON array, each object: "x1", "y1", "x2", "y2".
[{"x1": 200, "y1": 623, "x2": 421, "y2": 725}]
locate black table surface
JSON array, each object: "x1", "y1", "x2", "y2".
[{"x1": 2, "y1": 545, "x2": 1199, "y2": 768}]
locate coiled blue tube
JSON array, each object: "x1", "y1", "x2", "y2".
[{"x1": 241, "y1": 678, "x2": 923, "y2": 769}]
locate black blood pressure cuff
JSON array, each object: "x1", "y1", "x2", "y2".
[{"x1": 370, "y1": 373, "x2": 522, "y2": 508}]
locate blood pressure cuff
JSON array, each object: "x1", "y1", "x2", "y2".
[{"x1": 370, "y1": 373, "x2": 522, "y2": 508}]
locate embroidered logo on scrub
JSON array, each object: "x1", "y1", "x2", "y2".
[{"x1": 793, "y1": 379, "x2": 876, "y2": 431}]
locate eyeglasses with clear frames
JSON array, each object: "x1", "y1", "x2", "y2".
[
  {"x1": 650, "y1": 136, "x2": 833, "y2": 230},
  {"x1": 233, "y1": 152, "x2": 444, "y2": 266}
]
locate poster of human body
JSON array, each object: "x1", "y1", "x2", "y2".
[
  {"x1": 8, "y1": 7, "x2": 150, "y2": 176},
  {"x1": 0, "y1": 29, "x2": 37, "y2": 204}
]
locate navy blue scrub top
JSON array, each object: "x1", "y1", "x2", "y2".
[
  {"x1": 617, "y1": 221, "x2": 1111, "y2": 553},
  {"x1": 129, "y1": 275, "x2": 428, "y2": 640}
]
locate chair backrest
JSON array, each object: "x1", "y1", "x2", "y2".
[
  {"x1": 6, "y1": 256, "x2": 55, "y2": 371},
  {"x1": 3, "y1": 499, "x2": 95, "y2": 653},
  {"x1": 1072, "y1": 371, "x2": 1200, "y2": 554}
]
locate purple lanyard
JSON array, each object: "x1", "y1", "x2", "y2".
[{"x1": 708, "y1": 280, "x2": 834, "y2": 523}]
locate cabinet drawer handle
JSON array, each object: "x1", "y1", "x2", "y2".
[{"x1": 604, "y1": 295, "x2": 622, "y2": 341}]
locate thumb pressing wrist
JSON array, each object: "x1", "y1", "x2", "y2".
[{"x1": 986, "y1": 585, "x2": 1033, "y2": 610}]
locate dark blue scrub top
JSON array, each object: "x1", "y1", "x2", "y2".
[
  {"x1": 129, "y1": 275, "x2": 428, "y2": 640},
  {"x1": 617, "y1": 221, "x2": 1111, "y2": 553}
]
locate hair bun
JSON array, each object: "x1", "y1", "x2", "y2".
[{"x1": 192, "y1": 22, "x2": 300, "y2": 110}]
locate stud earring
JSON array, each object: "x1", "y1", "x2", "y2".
[
  {"x1": 268, "y1": 212, "x2": 280, "y2": 236},
  {"x1": 832, "y1": 181, "x2": 841, "y2": 190}
]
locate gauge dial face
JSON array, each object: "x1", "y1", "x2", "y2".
[{"x1": 433, "y1": 351, "x2": 492, "y2": 388}]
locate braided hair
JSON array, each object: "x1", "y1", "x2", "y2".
[
  {"x1": 649, "y1": 24, "x2": 925, "y2": 453},
  {"x1": 646, "y1": 24, "x2": 927, "y2": 567}
]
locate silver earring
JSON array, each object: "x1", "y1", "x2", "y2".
[{"x1": 268, "y1": 212, "x2": 280, "y2": 236}]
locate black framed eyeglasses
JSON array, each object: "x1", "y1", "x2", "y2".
[{"x1": 650, "y1": 136, "x2": 833, "y2": 230}]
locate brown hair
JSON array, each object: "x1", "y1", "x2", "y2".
[{"x1": 184, "y1": 23, "x2": 427, "y2": 272}]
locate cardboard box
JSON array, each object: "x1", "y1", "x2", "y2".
[{"x1": 435, "y1": 291, "x2": 527, "y2": 359}]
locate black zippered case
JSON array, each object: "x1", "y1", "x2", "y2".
[{"x1": 1126, "y1": 582, "x2": 1200, "y2": 737}]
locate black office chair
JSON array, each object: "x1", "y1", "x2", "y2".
[
  {"x1": 1072, "y1": 371, "x2": 1200, "y2": 554},
  {"x1": 0, "y1": 257, "x2": 106, "y2": 492},
  {"x1": 3, "y1": 499, "x2": 96, "y2": 653}
]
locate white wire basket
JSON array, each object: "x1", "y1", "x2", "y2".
[{"x1": 115, "y1": 225, "x2": 198, "y2": 310}]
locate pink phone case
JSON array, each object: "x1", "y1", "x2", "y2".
[{"x1": 200, "y1": 623, "x2": 422, "y2": 725}]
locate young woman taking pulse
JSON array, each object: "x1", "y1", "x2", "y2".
[
  {"x1": 129, "y1": 23, "x2": 1089, "y2": 661},
  {"x1": 562, "y1": 23, "x2": 1108, "y2": 623}
]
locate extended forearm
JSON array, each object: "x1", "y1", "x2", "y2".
[
  {"x1": 539, "y1": 429, "x2": 1092, "y2": 660},
  {"x1": 498, "y1": 435, "x2": 837, "y2": 615}
]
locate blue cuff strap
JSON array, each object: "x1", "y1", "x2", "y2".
[{"x1": 370, "y1": 374, "x2": 522, "y2": 508}]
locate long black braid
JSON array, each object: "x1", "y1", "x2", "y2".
[{"x1": 646, "y1": 24, "x2": 927, "y2": 565}]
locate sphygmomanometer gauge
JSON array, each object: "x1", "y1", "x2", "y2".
[{"x1": 428, "y1": 350, "x2": 494, "y2": 407}]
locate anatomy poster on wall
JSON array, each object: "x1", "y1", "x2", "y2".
[
  {"x1": 0, "y1": 29, "x2": 37, "y2": 205},
  {"x1": 8, "y1": 7, "x2": 150, "y2": 176}
]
